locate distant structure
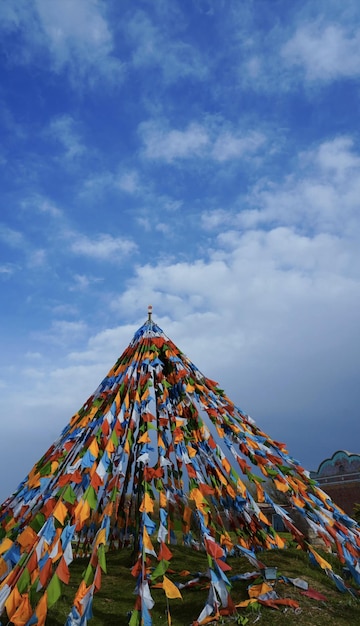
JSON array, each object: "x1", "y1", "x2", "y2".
[{"x1": 310, "y1": 450, "x2": 360, "y2": 515}]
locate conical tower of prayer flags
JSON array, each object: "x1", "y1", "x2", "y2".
[{"x1": 1, "y1": 307, "x2": 360, "y2": 625}]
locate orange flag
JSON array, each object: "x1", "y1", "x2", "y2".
[
  {"x1": 5, "y1": 585, "x2": 22, "y2": 620},
  {"x1": 17, "y1": 526, "x2": 38, "y2": 551},
  {"x1": 35, "y1": 591, "x2": 48, "y2": 626},
  {"x1": 53, "y1": 500, "x2": 68, "y2": 525},
  {"x1": 0, "y1": 557, "x2": 7, "y2": 578},
  {"x1": 94, "y1": 564, "x2": 102, "y2": 592},
  {"x1": 74, "y1": 499, "x2": 90, "y2": 529},
  {"x1": 9, "y1": 593, "x2": 32, "y2": 626},
  {"x1": 74, "y1": 580, "x2": 91, "y2": 613},
  {"x1": 255, "y1": 482, "x2": 265, "y2": 503}
]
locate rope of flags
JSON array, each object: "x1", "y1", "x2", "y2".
[{"x1": 0, "y1": 311, "x2": 359, "y2": 625}]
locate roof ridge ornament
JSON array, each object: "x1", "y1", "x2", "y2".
[{"x1": 147, "y1": 303, "x2": 153, "y2": 323}]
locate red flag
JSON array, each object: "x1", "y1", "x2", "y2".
[
  {"x1": 301, "y1": 589, "x2": 328, "y2": 601},
  {"x1": 158, "y1": 542, "x2": 173, "y2": 561},
  {"x1": 56, "y1": 557, "x2": 70, "y2": 584},
  {"x1": 39, "y1": 558, "x2": 53, "y2": 588}
]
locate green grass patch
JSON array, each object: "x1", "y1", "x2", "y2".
[{"x1": 47, "y1": 545, "x2": 360, "y2": 625}]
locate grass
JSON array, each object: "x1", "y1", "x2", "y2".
[{"x1": 47, "y1": 544, "x2": 360, "y2": 626}]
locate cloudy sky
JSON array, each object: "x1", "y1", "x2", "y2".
[{"x1": 1, "y1": 0, "x2": 360, "y2": 501}]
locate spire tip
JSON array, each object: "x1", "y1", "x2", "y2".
[{"x1": 147, "y1": 304, "x2": 153, "y2": 322}]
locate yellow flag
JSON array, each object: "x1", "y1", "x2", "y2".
[
  {"x1": 309, "y1": 546, "x2": 332, "y2": 570},
  {"x1": 89, "y1": 438, "x2": 99, "y2": 458},
  {"x1": 248, "y1": 582, "x2": 273, "y2": 598},
  {"x1": 162, "y1": 575, "x2": 182, "y2": 599},
  {"x1": 273, "y1": 479, "x2": 289, "y2": 493},
  {"x1": 235, "y1": 598, "x2": 257, "y2": 608},
  {"x1": 138, "y1": 431, "x2": 151, "y2": 444},
  {"x1": 159, "y1": 491, "x2": 167, "y2": 509},
  {"x1": 139, "y1": 492, "x2": 154, "y2": 513},
  {"x1": 189, "y1": 488, "x2": 206, "y2": 508},
  {"x1": 222, "y1": 457, "x2": 231, "y2": 474},
  {"x1": 0, "y1": 537, "x2": 13, "y2": 555},
  {"x1": 142, "y1": 526, "x2": 156, "y2": 556},
  {"x1": 95, "y1": 528, "x2": 106, "y2": 547}
]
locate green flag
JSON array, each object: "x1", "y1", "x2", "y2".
[
  {"x1": 17, "y1": 567, "x2": 31, "y2": 594},
  {"x1": 150, "y1": 559, "x2": 170, "y2": 581},
  {"x1": 47, "y1": 574, "x2": 62, "y2": 608},
  {"x1": 98, "y1": 544, "x2": 107, "y2": 573},
  {"x1": 62, "y1": 485, "x2": 77, "y2": 505},
  {"x1": 86, "y1": 486, "x2": 98, "y2": 510},
  {"x1": 129, "y1": 609, "x2": 140, "y2": 626}
]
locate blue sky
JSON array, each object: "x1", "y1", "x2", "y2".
[{"x1": 1, "y1": 0, "x2": 360, "y2": 500}]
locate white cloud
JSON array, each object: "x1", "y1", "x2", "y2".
[
  {"x1": 140, "y1": 121, "x2": 209, "y2": 162},
  {"x1": 37, "y1": 198, "x2": 63, "y2": 218},
  {"x1": 47, "y1": 115, "x2": 85, "y2": 160},
  {"x1": 81, "y1": 172, "x2": 115, "y2": 198},
  {"x1": 212, "y1": 130, "x2": 265, "y2": 161},
  {"x1": 0, "y1": 264, "x2": 18, "y2": 276},
  {"x1": 70, "y1": 233, "x2": 138, "y2": 261},
  {"x1": 51, "y1": 303, "x2": 79, "y2": 317},
  {"x1": 0, "y1": 0, "x2": 123, "y2": 85},
  {"x1": 80, "y1": 169, "x2": 141, "y2": 199},
  {"x1": 68, "y1": 324, "x2": 137, "y2": 364},
  {"x1": 116, "y1": 170, "x2": 139, "y2": 194},
  {"x1": 127, "y1": 10, "x2": 208, "y2": 83},
  {"x1": 27, "y1": 249, "x2": 47, "y2": 268},
  {"x1": 69, "y1": 274, "x2": 103, "y2": 291},
  {"x1": 0, "y1": 224, "x2": 24, "y2": 248},
  {"x1": 32, "y1": 319, "x2": 88, "y2": 347},
  {"x1": 21, "y1": 195, "x2": 63, "y2": 218},
  {"x1": 136, "y1": 216, "x2": 151, "y2": 231},
  {"x1": 282, "y1": 22, "x2": 360, "y2": 81},
  {"x1": 36, "y1": 0, "x2": 124, "y2": 83},
  {"x1": 201, "y1": 209, "x2": 231, "y2": 231},
  {"x1": 140, "y1": 120, "x2": 267, "y2": 163},
  {"x1": 239, "y1": 136, "x2": 360, "y2": 235},
  {"x1": 25, "y1": 351, "x2": 42, "y2": 359},
  {"x1": 155, "y1": 222, "x2": 171, "y2": 234},
  {"x1": 314, "y1": 136, "x2": 360, "y2": 178}
]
